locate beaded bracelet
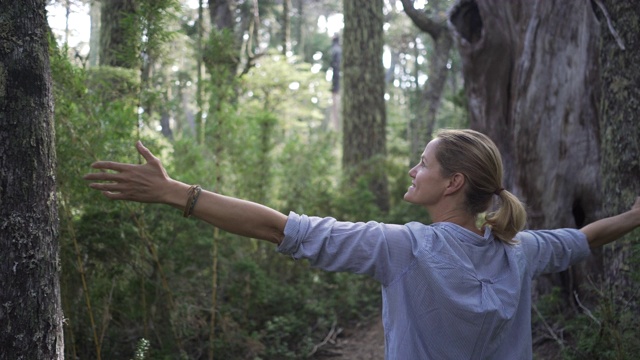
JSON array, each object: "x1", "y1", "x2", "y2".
[{"x1": 183, "y1": 185, "x2": 202, "y2": 218}]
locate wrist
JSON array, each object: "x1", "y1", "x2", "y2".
[{"x1": 162, "y1": 179, "x2": 192, "y2": 208}]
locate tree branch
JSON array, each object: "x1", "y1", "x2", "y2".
[
  {"x1": 593, "y1": 0, "x2": 625, "y2": 50},
  {"x1": 399, "y1": 0, "x2": 446, "y2": 39}
]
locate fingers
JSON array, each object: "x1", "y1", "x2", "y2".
[
  {"x1": 101, "y1": 191, "x2": 129, "y2": 201},
  {"x1": 90, "y1": 160, "x2": 132, "y2": 172},
  {"x1": 83, "y1": 171, "x2": 124, "y2": 182},
  {"x1": 88, "y1": 182, "x2": 127, "y2": 193},
  {"x1": 136, "y1": 141, "x2": 158, "y2": 164}
]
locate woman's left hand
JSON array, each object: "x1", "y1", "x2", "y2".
[{"x1": 83, "y1": 141, "x2": 179, "y2": 204}]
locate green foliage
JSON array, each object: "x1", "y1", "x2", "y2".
[
  {"x1": 48, "y1": 1, "x2": 472, "y2": 358},
  {"x1": 204, "y1": 29, "x2": 238, "y2": 76},
  {"x1": 562, "y1": 282, "x2": 640, "y2": 360}
]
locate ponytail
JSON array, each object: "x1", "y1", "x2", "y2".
[
  {"x1": 484, "y1": 190, "x2": 526, "y2": 244},
  {"x1": 435, "y1": 129, "x2": 528, "y2": 244}
]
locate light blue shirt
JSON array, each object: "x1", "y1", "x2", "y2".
[{"x1": 277, "y1": 212, "x2": 591, "y2": 359}]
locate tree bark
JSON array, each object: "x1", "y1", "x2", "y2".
[
  {"x1": 0, "y1": 1, "x2": 63, "y2": 358},
  {"x1": 99, "y1": 0, "x2": 139, "y2": 68},
  {"x1": 597, "y1": 0, "x2": 640, "y2": 292},
  {"x1": 342, "y1": 0, "x2": 390, "y2": 213}
]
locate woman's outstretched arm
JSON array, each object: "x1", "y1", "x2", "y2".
[
  {"x1": 580, "y1": 197, "x2": 640, "y2": 248},
  {"x1": 83, "y1": 141, "x2": 287, "y2": 244}
]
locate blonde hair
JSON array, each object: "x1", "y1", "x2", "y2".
[{"x1": 434, "y1": 129, "x2": 526, "y2": 244}]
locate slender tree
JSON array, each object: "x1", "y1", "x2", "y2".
[
  {"x1": 342, "y1": 0, "x2": 390, "y2": 213},
  {"x1": 89, "y1": 0, "x2": 101, "y2": 67},
  {"x1": 401, "y1": 0, "x2": 454, "y2": 165},
  {"x1": 282, "y1": 0, "x2": 291, "y2": 55},
  {"x1": 0, "y1": 1, "x2": 63, "y2": 358}
]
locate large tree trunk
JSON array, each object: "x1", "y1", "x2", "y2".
[
  {"x1": 598, "y1": 0, "x2": 640, "y2": 292},
  {"x1": 342, "y1": 0, "x2": 390, "y2": 213},
  {"x1": 0, "y1": 1, "x2": 63, "y2": 358},
  {"x1": 449, "y1": 0, "x2": 602, "y2": 297}
]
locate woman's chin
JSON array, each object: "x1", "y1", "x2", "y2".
[{"x1": 403, "y1": 193, "x2": 413, "y2": 203}]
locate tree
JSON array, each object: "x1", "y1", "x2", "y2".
[
  {"x1": 99, "y1": 0, "x2": 139, "y2": 68},
  {"x1": 0, "y1": 1, "x2": 63, "y2": 358},
  {"x1": 89, "y1": 0, "x2": 101, "y2": 67},
  {"x1": 449, "y1": 0, "x2": 602, "y2": 225},
  {"x1": 401, "y1": 0, "x2": 454, "y2": 165},
  {"x1": 598, "y1": 0, "x2": 640, "y2": 292},
  {"x1": 342, "y1": 0, "x2": 390, "y2": 213}
]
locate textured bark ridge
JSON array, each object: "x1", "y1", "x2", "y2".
[
  {"x1": 598, "y1": 0, "x2": 640, "y2": 292},
  {"x1": 342, "y1": 0, "x2": 389, "y2": 213},
  {"x1": 449, "y1": 0, "x2": 603, "y2": 298},
  {"x1": 0, "y1": 1, "x2": 63, "y2": 359}
]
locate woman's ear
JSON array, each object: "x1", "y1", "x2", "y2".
[{"x1": 444, "y1": 173, "x2": 466, "y2": 195}]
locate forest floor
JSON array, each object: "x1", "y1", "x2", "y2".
[
  {"x1": 312, "y1": 315, "x2": 385, "y2": 360},
  {"x1": 310, "y1": 314, "x2": 564, "y2": 360}
]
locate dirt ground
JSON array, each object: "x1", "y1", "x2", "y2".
[
  {"x1": 310, "y1": 315, "x2": 563, "y2": 360},
  {"x1": 313, "y1": 316, "x2": 385, "y2": 360}
]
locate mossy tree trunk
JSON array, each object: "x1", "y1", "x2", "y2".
[
  {"x1": 99, "y1": 0, "x2": 139, "y2": 69},
  {"x1": 342, "y1": 0, "x2": 390, "y2": 213},
  {"x1": 0, "y1": 0, "x2": 63, "y2": 358},
  {"x1": 598, "y1": 0, "x2": 640, "y2": 292}
]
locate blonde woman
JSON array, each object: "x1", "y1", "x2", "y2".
[{"x1": 85, "y1": 129, "x2": 640, "y2": 359}]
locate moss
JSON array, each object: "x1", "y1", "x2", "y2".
[{"x1": 0, "y1": 63, "x2": 6, "y2": 99}]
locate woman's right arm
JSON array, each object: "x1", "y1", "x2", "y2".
[
  {"x1": 580, "y1": 197, "x2": 640, "y2": 249},
  {"x1": 84, "y1": 141, "x2": 287, "y2": 244}
]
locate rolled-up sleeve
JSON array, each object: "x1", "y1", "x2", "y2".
[
  {"x1": 519, "y1": 228, "x2": 591, "y2": 277},
  {"x1": 277, "y1": 212, "x2": 417, "y2": 285}
]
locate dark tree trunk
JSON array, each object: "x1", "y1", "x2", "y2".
[
  {"x1": 597, "y1": 0, "x2": 640, "y2": 292},
  {"x1": 449, "y1": 0, "x2": 602, "y2": 300},
  {"x1": 294, "y1": 0, "x2": 305, "y2": 56},
  {"x1": 342, "y1": 0, "x2": 390, "y2": 213},
  {"x1": 209, "y1": 0, "x2": 234, "y2": 30},
  {"x1": 99, "y1": 0, "x2": 139, "y2": 68},
  {"x1": 0, "y1": 1, "x2": 63, "y2": 358},
  {"x1": 282, "y1": 0, "x2": 291, "y2": 55},
  {"x1": 205, "y1": 0, "x2": 240, "y2": 85}
]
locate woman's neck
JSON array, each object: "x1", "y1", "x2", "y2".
[{"x1": 430, "y1": 207, "x2": 482, "y2": 236}]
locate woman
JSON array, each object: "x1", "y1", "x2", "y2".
[{"x1": 84, "y1": 129, "x2": 640, "y2": 359}]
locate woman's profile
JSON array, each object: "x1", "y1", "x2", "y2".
[{"x1": 84, "y1": 129, "x2": 640, "y2": 359}]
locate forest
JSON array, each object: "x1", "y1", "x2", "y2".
[{"x1": 0, "y1": 0, "x2": 638, "y2": 359}]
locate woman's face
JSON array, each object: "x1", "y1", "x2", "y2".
[{"x1": 404, "y1": 139, "x2": 450, "y2": 207}]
